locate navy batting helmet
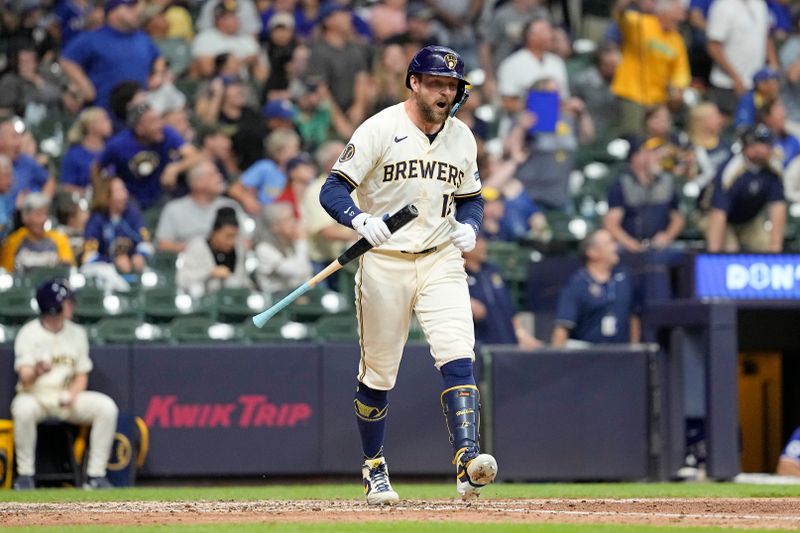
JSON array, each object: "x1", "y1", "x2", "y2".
[
  {"x1": 405, "y1": 45, "x2": 469, "y2": 107},
  {"x1": 36, "y1": 278, "x2": 74, "y2": 315}
]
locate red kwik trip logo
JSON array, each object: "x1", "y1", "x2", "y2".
[{"x1": 144, "y1": 395, "x2": 312, "y2": 429}]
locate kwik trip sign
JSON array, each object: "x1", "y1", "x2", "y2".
[
  {"x1": 144, "y1": 394, "x2": 313, "y2": 429},
  {"x1": 695, "y1": 254, "x2": 800, "y2": 299}
]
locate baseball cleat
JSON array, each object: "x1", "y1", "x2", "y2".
[
  {"x1": 456, "y1": 451, "x2": 498, "y2": 500},
  {"x1": 362, "y1": 456, "x2": 399, "y2": 505}
]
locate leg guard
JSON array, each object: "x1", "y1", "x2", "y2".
[
  {"x1": 354, "y1": 382, "x2": 388, "y2": 459},
  {"x1": 440, "y1": 385, "x2": 481, "y2": 463}
]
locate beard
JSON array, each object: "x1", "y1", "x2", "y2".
[{"x1": 416, "y1": 94, "x2": 451, "y2": 124}]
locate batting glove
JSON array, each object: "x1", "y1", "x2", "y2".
[
  {"x1": 352, "y1": 212, "x2": 392, "y2": 247},
  {"x1": 449, "y1": 218, "x2": 477, "y2": 252}
]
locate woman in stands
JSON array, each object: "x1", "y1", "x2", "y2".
[
  {"x1": 60, "y1": 107, "x2": 113, "y2": 197},
  {"x1": 176, "y1": 206, "x2": 252, "y2": 296}
]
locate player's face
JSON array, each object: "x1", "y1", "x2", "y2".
[
  {"x1": 61, "y1": 299, "x2": 75, "y2": 320},
  {"x1": 412, "y1": 74, "x2": 458, "y2": 124}
]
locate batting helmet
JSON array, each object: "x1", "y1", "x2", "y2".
[
  {"x1": 36, "y1": 278, "x2": 74, "y2": 316},
  {"x1": 405, "y1": 45, "x2": 469, "y2": 107}
]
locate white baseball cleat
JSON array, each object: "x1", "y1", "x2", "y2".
[
  {"x1": 362, "y1": 456, "x2": 400, "y2": 505},
  {"x1": 456, "y1": 451, "x2": 498, "y2": 500}
]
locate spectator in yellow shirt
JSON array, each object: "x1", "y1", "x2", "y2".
[
  {"x1": 611, "y1": 0, "x2": 690, "y2": 135},
  {"x1": 1, "y1": 193, "x2": 75, "y2": 273}
]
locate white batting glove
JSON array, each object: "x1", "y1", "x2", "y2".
[
  {"x1": 448, "y1": 217, "x2": 477, "y2": 252},
  {"x1": 352, "y1": 212, "x2": 392, "y2": 247}
]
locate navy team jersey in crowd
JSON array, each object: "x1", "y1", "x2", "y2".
[
  {"x1": 709, "y1": 156, "x2": 784, "y2": 224},
  {"x1": 555, "y1": 267, "x2": 638, "y2": 344},
  {"x1": 466, "y1": 262, "x2": 517, "y2": 345},
  {"x1": 607, "y1": 171, "x2": 679, "y2": 241},
  {"x1": 98, "y1": 126, "x2": 185, "y2": 210},
  {"x1": 60, "y1": 144, "x2": 101, "y2": 189},
  {"x1": 82, "y1": 205, "x2": 148, "y2": 263},
  {"x1": 61, "y1": 25, "x2": 159, "y2": 109}
]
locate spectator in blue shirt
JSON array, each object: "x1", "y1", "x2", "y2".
[
  {"x1": 60, "y1": 0, "x2": 162, "y2": 110},
  {"x1": 552, "y1": 228, "x2": 641, "y2": 347},
  {"x1": 82, "y1": 176, "x2": 152, "y2": 273},
  {"x1": 60, "y1": 107, "x2": 112, "y2": 197},
  {"x1": 96, "y1": 102, "x2": 200, "y2": 211},
  {"x1": 0, "y1": 116, "x2": 53, "y2": 204},
  {"x1": 464, "y1": 233, "x2": 541, "y2": 349},
  {"x1": 735, "y1": 67, "x2": 782, "y2": 129},
  {"x1": 229, "y1": 128, "x2": 300, "y2": 216},
  {"x1": 0, "y1": 156, "x2": 14, "y2": 241},
  {"x1": 605, "y1": 135, "x2": 685, "y2": 253},
  {"x1": 703, "y1": 123, "x2": 786, "y2": 252}
]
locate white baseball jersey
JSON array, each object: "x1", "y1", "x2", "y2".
[
  {"x1": 14, "y1": 319, "x2": 92, "y2": 404},
  {"x1": 331, "y1": 103, "x2": 481, "y2": 252}
]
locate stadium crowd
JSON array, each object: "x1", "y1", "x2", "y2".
[
  {"x1": 0, "y1": 0, "x2": 798, "y2": 348},
  {"x1": 6, "y1": 0, "x2": 800, "y2": 489}
]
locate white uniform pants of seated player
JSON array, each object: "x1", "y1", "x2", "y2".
[
  {"x1": 11, "y1": 391, "x2": 119, "y2": 478},
  {"x1": 356, "y1": 243, "x2": 475, "y2": 390}
]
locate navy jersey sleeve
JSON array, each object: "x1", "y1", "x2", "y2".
[
  {"x1": 607, "y1": 178, "x2": 624, "y2": 209},
  {"x1": 555, "y1": 276, "x2": 580, "y2": 328},
  {"x1": 320, "y1": 173, "x2": 362, "y2": 227},
  {"x1": 767, "y1": 175, "x2": 786, "y2": 203},
  {"x1": 454, "y1": 194, "x2": 484, "y2": 236}
]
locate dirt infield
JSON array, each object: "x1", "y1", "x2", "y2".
[{"x1": 3, "y1": 498, "x2": 800, "y2": 528}]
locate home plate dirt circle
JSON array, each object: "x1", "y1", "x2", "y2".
[{"x1": 3, "y1": 498, "x2": 800, "y2": 528}]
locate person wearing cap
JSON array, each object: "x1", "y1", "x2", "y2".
[
  {"x1": 464, "y1": 233, "x2": 542, "y2": 349},
  {"x1": 95, "y1": 101, "x2": 201, "y2": 211},
  {"x1": 734, "y1": 67, "x2": 782, "y2": 129},
  {"x1": 196, "y1": 0, "x2": 263, "y2": 37},
  {"x1": 605, "y1": 135, "x2": 684, "y2": 253},
  {"x1": 307, "y1": 1, "x2": 371, "y2": 125},
  {"x1": 706, "y1": 0, "x2": 778, "y2": 116},
  {"x1": 262, "y1": 99, "x2": 298, "y2": 133},
  {"x1": 60, "y1": 0, "x2": 163, "y2": 110},
  {"x1": 702, "y1": 124, "x2": 786, "y2": 252},
  {"x1": 0, "y1": 193, "x2": 75, "y2": 273},
  {"x1": 228, "y1": 128, "x2": 301, "y2": 216},
  {"x1": 10, "y1": 278, "x2": 118, "y2": 490},
  {"x1": 260, "y1": 12, "x2": 298, "y2": 99},
  {"x1": 191, "y1": 0, "x2": 268, "y2": 81}
]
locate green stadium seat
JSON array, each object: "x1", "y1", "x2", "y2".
[
  {"x1": 238, "y1": 317, "x2": 312, "y2": 343},
  {"x1": 74, "y1": 288, "x2": 142, "y2": 324},
  {"x1": 289, "y1": 286, "x2": 352, "y2": 323},
  {"x1": 143, "y1": 287, "x2": 205, "y2": 323},
  {"x1": 169, "y1": 316, "x2": 237, "y2": 343},
  {"x1": 149, "y1": 250, "x2": 179, "y2": 276},
  {"x1": 0, "y1": 287, "x2": 38, "y2": 325},
  {"x1": 313, "y1": 315, "x2": 359, "y2": 342},
  {"x1": 0, "y1": 324, "x2": 17, "y2": 345},
  {"x1": 93, "y1": 318, "x2": 165, "y2": 344},
  {"x1": 214, "y1": 287, "x2": 264, "y2": 323},
  {"x1": 20, "y1": 266, "x2": 71, "y2": 289}
]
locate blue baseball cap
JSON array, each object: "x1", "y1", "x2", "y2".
[
  {"x1": 318, "y1": 2, "x2": 350, "y2": 22},
  {"x1": 753, "y1": 67, "x2": 780, "y2": 85},
  {"x1": 104, "y1": 0, "x2": 137, "y2": 13},
  {"x1": 262, "y1": 99, "x2": 297, "y2": 120}
]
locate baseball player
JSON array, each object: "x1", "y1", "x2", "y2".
[
  {"x1": 320, "y1": 45, "x2": 498, "y2": 504},
  {"x1": 10, "y1": 279, "x2": 118, "y2": 490}
]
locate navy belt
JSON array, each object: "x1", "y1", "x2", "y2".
[{"x1": 400, "y1": 245, "x2": 439, "y2": 255}]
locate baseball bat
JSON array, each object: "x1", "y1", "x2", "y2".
[{"x1": 252, "y1": 204, "x2": 419, "y2": 328}]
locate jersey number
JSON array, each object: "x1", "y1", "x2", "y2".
[{"x1": 441, "y1": 193, "x2": 455, "y2": 218}]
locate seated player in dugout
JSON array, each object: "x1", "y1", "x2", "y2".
[
  {"x1": 11, "y1": 279, "x2": 119, "y2": 490},
  {"x1": 319, "y1": 45, "x2": 498, "y2": 504},
  {"x1": 552, "y1": 228, "x2": 642, "y2": 348}
]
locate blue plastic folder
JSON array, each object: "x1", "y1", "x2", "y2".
[{"x1": 526, "y1": 90, "x2": 559, "y2": 133}]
